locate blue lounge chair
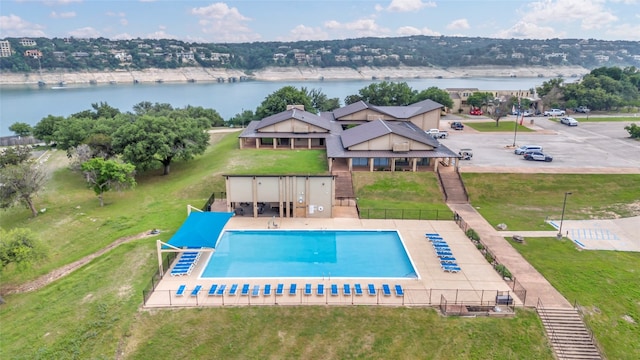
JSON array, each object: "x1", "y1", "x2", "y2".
[
  {"x1": 442, "y1": 265, "x2": 461, "y2": 273},
  {"x1": 228, "y1": 284, "x2": 238, "y2": 296},
  {"x1": 191, "y1": 285, "x2": 202, "y2": 297},
  {"x1": 176, "y1": 284, "x2": 186, "y2": 296},
  {"x1": 425, "y1": 233, "x2": 440, "y2": 237},
  {"x1": 289, "y1": 283, "x2": 297, "y2": 295},
  {"x1": 215, "y1": 284, "x2": 226, "y2": 296},
  {"x1": 367, "y1": 284, "x2": 376, "y2": 296},
  {"x1": 276, "y1": 283, "x2": 284, "y2": 296},
  {"x1": 354, "y1": 284, "x2": 363, "y2": 296},
  {"x1": 208, "y1": 284, "x2": 218, "y2": 296},
  {"x1": 317, "y1": 284, "x2": 324, "y2": 296},
  {"x1": 437, "y1": 251, "x2": 453, "y2": 257},
  {"x1": 394, "y1": 284, "x2": 404, "y2": 297},
  {"x1": 433, "y1": 242, "x2": 449, "y2": 247},
  {"x1": 241, "y1": 284, "x2": 250, "y2": 296},
  {"x1": 170, "y1": 268, "x2": 190, "y2": 276},
  {"x1": 382, "y1": 284, "x2": 391, "y2": 296},
  {"x1": 304, "y1": 284, "x2": 312, "y2": 296},
  {"x1": 343, "y1": 284, "x2": 351, "y2": 296},
  {"x1": 440, "y1": 256, "x2": 456, "y2": 262},
  {"x1": 331, "y1": 284, "x2": 338, "y2": 296},
  {"x1": 428, "y1": 236, "x2": 444, "y2": 241},
  {"x1": 264, "y1": 284, "x2": 272, "y2": 296},
  {"x1": 252, "y1": 285, "x2": 260, "y2": 297}
]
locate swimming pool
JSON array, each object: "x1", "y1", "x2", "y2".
[{"x1": 200, "y1": 230, "x2": 418, "y2": 278}]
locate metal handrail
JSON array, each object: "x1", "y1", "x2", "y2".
[{"x1": 536, "y1": 298, "x2": 566, "y2": 358}]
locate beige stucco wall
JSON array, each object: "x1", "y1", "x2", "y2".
[
  {"x1": 348, "y1": 133, "x2": 434, "y2": 151},
  {"x1": 225, "y1": 175, "x2": 334, "y2": 218},
  {"x1": 258, "y1": 119, "x2": 329, "y2": 133},
  {"x1": 408, "y1": 111, "x2": 440, "y2": 130}
]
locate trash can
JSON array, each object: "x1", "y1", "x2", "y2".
[
  {"x1": 496, "y1": 295, "x2": 513, "y2": 305},
  {"x1": 530, "y1": 119, "x2": 534, "y2": 124}
]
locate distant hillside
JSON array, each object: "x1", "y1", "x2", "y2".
[{"x1": 1, "y1": 35, "x2": 639, "y2": 74}]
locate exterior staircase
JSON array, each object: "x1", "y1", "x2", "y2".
[
  {"x1": 537, "y1": 306, "x2": 602, "y2": 360},
  {"x1": 437, "y1": 168, "x2": 469, "y2": 204},
  {"x1": 333, "y1": 171, "x2": 355, "y2": 200}
]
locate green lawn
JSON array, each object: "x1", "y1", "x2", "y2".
[
  {"x1": 465, "y1": 120, "x2": 533, "y2": 132},
  {"x1": 352, "y1": 172, "x2": 453, "y2": 220},
  {"x1": 513, "y1": 237, "x2": 640, "y2": 360},
  {"x1": 461, "y1": 173, "x2": 640, "y2": 230}
]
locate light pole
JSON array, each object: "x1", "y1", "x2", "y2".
[
  {"x1": 557, "y1": 192, "x2": 572, "y2": 239},
  {"x1": 512, "y1": 95, "x2": 520, "y2": 147}
]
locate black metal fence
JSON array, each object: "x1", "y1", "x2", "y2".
[
  {"x1": 142, "y1": 286, "x2": 522, "y2": 308},
  {"x1": 142, "y1": 252, "x2": 178, "y2": 306},
  {"x1": 203, "y1": 191, "x2": 226, "y2": 211},
  {"x1": 358, "y1": 208, "x2": 455, "y2": 220}
]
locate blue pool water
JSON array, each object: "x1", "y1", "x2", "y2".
[{"x1": 200, "y1": 230, "x2": 418, "y2": 278}]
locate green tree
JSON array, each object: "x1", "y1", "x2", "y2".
[
  {"x1": 0, "y1": 145, "x2": 32, "y2": 168},
  {"x1": 345, "y1": 81, "x2": 416, "y2": 106},
  {"x1": 112, "y1": 115, "x2": 208, "y2": 175},
  {"x1": 306, "y1": 88, "x2": 341, "y2": 112},
  {"x1": 536, "y1": 78, "x2": 564, "y2": 97},
  {"x1": 228, "y1": 109, "x2": 255, "y2": 128},
  {"x1": 33, "y1": 115, "x2": 64, "y2": 145},
  {"x1": 255, "y1": 86, "x2": 314, "y2": 118},
  {"x1": 0, "y1": 227, "x2": 47, "y2": 272},
  {"x1": 0, "y1": 161, "x2": 46, "y2": 217},
  {"x1": 8, "y1": 122, "x2": 33, "y2": 137},
  {"x1": 413, "y1": 87, "x2": 453, "y2": 109},
  {"x1": 466, "y1": 92, "x2": 494, "y2": 109},
  {"x1": 489, "y1": 97, "x2": 512, "y2": 127},
  {"x1": 81, "y1": 158, "x2": 136, "y2": 207},
  {"x1": 624, "y1": 123, "x2": 640, "y2": 139}
]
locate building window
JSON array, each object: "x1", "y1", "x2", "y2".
[
  {"x1": 352, "y1": 158, "x2": 368, "y2": 166},
  {"x1": 373, "y1": 158, "x2": 389, "y2": 166}
]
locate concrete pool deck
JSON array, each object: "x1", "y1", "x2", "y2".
[{"x1": 144, "y1": 217, "x2": 516, "y2": 308}]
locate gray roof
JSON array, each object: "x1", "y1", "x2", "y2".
[
  {"x1": 326, "y1": 133, "x2": 459, "y2": 159},
  {"x1": 255, "y1": 108, "x2": 331, "y2": 131},
  {"x1": 341, "y1": 119, "x2": 440, "y2": 148},
  {"x1": 332, "y1": 99, "x2": 443, "y2": 121}
]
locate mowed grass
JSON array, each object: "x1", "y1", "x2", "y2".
[
  {"x1": 512, "y1": 237, "x2": 640, "y2": 360},
  {"x1": 465, "y1": 120, "x2": 533, "y2": 132},
  {"x1": 461, "y1": 173, "x2": 640, "y2": 230},
  {"x1": 124, "y1": 307, "x2": 552, "y2": 360},
  {"x1": 352, "y1": 172, "x2": 453, "y2": 219}
]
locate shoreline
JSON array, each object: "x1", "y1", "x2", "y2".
[{"x1": 0, "y1": 65, "x2": 590, "y2": 87}]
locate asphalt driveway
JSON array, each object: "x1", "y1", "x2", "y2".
[{"x1": 441, "y1": 115, "x2": 640, "y2": 173}]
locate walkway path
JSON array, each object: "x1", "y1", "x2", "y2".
[{"x1": 448, "y1": 203, "x2": 571, "y2": 308}]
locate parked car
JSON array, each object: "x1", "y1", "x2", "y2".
[
  {"x1": 514, "y1": 145, "x2": 543, "y2": 155},
  {"x1": 560, "y1": 116, "x2": 579, "y2": 126},
  {"x1": 450, "y1": 121, "x2": 464, "y2": 130},
  {"x1": 544, "y1": 108, "x2": 566, "y2": 116},
  {"x1": 426, "y1": 129, "x2": 448, "y2": 139},
  {"x1": 522, "y1": 110, "x2": 533, "y2": 117},
  {"x1": 458, "y1": 148, "x2": 473, "y2": 160},
  {"x1": 470, "y1": 107, "x2": 483, "y2": 116},
  {"x1": 524, "y1": 151, "x2": 553, "y2": 162},
  {"x1": 574, "y1": 106, "x2": 590, "y2": 113}
]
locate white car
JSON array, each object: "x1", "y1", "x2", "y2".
[
  {"x1": 560, "y1": 116, "x2": 579, "y2": 126},
  {"x1": 544, "y1": 109, "x2": 566, "y2": 116}
]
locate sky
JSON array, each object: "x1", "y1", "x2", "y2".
[{"x1": 1, "y1": 0, "x2": 639, "y2": 43}]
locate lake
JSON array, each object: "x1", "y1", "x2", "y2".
[{"x1": 0, "y1": 77, "x2": 550, "y2": 136}]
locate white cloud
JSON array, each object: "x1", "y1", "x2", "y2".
[
  {"x1": 106, "y1": 11, "x2": 126, "y2": 17},
  {"x1": 396, "y1": 26, "x2": 440, "y2": 36},
  {"x1": 493, "y1": 21, "x2": 561, "y2": 39},
  {"x1": 324, "y1": 18, "x2": 390, "y2": 37},
  {"x1": 382, "y1": 0, "x2": 436, "y2": 12},
  {"x1": 525, "y1": 0, "x2": 617, "y2": 29},
  {"x1": 191, "y1": 2, "x2": 259, "y2": 42},
  {"x1": 446, "y1": 18, "x2": 469, "y2": 30},
  {"x1": 68, "y1": 26, "x2": 101, "y2": 38},
  {"x1": 0, "y1": 14, "x2": 46, "y2": 37},
  {"x1": 280, "y1": 25, "x2": 329, "y2": 41},
  {"x1": 50, "y1": 11, "x2": 76, "y2": 19},
  {"x1": 43, "y1": 0, "x2": 82, "y2": 5},
  {"x1": 110, "y1": 33, "x2": 133, "y2": 40},
  {"x1": 146, "y1": 30, "x2": 178, "y2": 40},
  {"x1": 605, "y1": 23, "x2": 640, "y2": 40},
  {"x1": 120, "y1": 18, "x2": 128, "y2": 26}
]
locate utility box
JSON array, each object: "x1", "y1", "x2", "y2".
[{"x1": 496, "y1": 295, "x2": 513, "y2": 305}]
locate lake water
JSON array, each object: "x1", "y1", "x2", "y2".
[{"x1": 0, "y1": 77, "x2": 550, "y2": 136}]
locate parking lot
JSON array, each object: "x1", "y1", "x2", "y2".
[{"x1": 441, "y1": 116, "x2": 640, "y2": 173}]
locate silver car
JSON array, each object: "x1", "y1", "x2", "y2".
[{"x1": 560, "y1": 116, "x2": 579, "y2": 126}]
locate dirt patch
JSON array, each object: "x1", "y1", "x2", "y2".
[
  {"x1": 4, "y1": 230, "x2": 155, "y2": 295},
  {"x1": 622, "y1": 314, "x2": 636, "y2": 324}
]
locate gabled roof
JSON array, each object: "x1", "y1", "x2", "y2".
[
  {"x1": 341, "y1": 119, "x2": 439, "y2": 148},
  {"x1": 255, "y1": 108, "x2": 331, "y2": 131},
  {"x1": 332, "y1": 100, "x2": 443, "y2": 121}
]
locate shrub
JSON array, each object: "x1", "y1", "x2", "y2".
[
  {"x1": 624, "y1": 123, "x2": 640, "y2": 139},
  {"x1": 466, "y1": 228, "x2": 480, "y2": 241},
  {"x1": 495, "y1": 264, "x2": 512, "y2": 278}
]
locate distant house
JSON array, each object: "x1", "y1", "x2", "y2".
[
  {"x1": 238, "y1": 100, "x2": 459, "y2": 173},
  {"x1": 0, "y1": 40, "x2": 12, "y2": 57},
  {"x1": 24, "y1": 49, "x2": 42, "y2": 59},
  {"x1": 20, "y1": 39, "x2": 37, "y2": 47}
]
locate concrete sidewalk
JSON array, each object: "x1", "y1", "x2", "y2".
[{"x1": 448, "y1": 203, "x2": 571, "y2": 308}]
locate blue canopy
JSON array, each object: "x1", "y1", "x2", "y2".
[{"x1": 165, "y1": 211, "x2": 234, "y2": 249}]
